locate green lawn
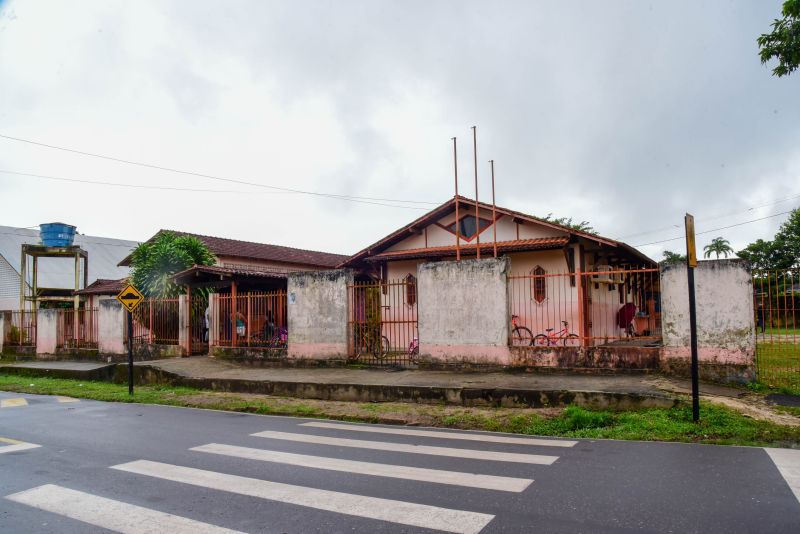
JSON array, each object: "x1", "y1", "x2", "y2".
[
  {"x1": 762, "y1": 327, "x2": 800, "y2": 337},
  {"x1": 1, "y1": 373, "x2": 799, "y2": 447},
  {"x1": 756, "y1": 342, "x2": 800, "y2": 393}
]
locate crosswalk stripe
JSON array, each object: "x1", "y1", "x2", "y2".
[
  {"x1": 0, "y1": 439, "x2": 40, "y2": 454},
  {"x1": 765, "y1": 448, "x2": 800, "y2": 503},
  {"x1": 301, "y1": 421, "x2": 578, "y2": 447},
  {"x1": 112, "y1": 460, "x2": 495, "y2": 534},
  {"x1": 56, "y1": 396, "x2": 80, "y2": 403},
  {"x1": 252, "y1": 430, "x2": 559, "y2": 465},
  {"x1": 5, "y1": 484, "x2": 243, "y2": 533},
  {"x1": 0, "y1": 398, "x2": 28, "y2": 408},
  {"x1": 191, "y1": 442, "x2": 533, "y2": 492}
]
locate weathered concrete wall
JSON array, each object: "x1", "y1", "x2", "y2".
[
  {"x1": 287, "y1": 269, "x2": 352, "y2": 360},
  {"x1": 98, "y1": 299, "x2": 126, "y2": 355},
  {"x1": 35, "y1": 309, "x2": 58, "y2": 355},
  {"x1": 418, "y1": 257, "x2": 511, "y2": 365},
  {"x1": 660, "y1": 259, "x2": 755, "y2": 382},
  {"x1": 0, "y1": 311, "x2": 6, "y2": 353}
]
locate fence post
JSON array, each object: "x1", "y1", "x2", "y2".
[
  {"x1": 35, "y1": 309, "x2": 58, "y2": 355},
  {"x1": 178, "y1": 294, "x2": 190, "y2": 356}
]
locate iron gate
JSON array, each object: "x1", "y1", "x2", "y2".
[
  {"x1": 753, "y1": 269, "x2": 799, "y2": 389},
  {"x1": 347, "y1": 278, "x2": 418, "y2": 366}
]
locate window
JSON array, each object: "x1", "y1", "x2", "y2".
[
  {"x1": 405, "y1": 274, "x2": 417, "y2": 306},
  {"x1": 447, "y1": 215, "x2": 491, "y2": 239},
  {"x1": 531, "y1": 266, "x2": 546, "y2": 303}
]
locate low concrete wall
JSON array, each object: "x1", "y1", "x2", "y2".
[
  {"x1": 287, "y1": 269, "x2": 352, "y2": 360},
  {"x1": 98, "y1": 299, "x2": 126, "y2": 355},
  {"x1": 660, "y1": 259, "x2": 755, "y2": 383},
  {"x1": 0, "y1": 312, "x2": 6, "y2": 353},
  {"x1": 418, "y1": 258, "x2": 511, "y2": 365},
  {"x1": 510, "y1": 345, "x2": 661, "y2": 370},
  {"x1": 35, "y1": 309, "x2": 58, "y2": 355}
]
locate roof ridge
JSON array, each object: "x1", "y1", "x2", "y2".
[{"x1": 160, "y1": 229, "x2": 349, "y2": 259}]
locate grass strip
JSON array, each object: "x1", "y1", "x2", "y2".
[{"x1": 1, "y1": 373, "x2": 799, "y2": 447}]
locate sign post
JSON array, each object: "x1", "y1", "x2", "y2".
[
  {"x1": 116, "y1": 283, "x2": 145, "y2": 396},
  {"x1": 684, "y1": 214, "x2": 700, "y2": 422}
]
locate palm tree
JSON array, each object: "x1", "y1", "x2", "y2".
[{"x1": 703, "y1": 237, "x2": 734, "y2": 259}]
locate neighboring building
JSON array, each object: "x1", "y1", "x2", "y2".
[
  {"x1": 119, "y1": 230, "x2": 349, "y2": 292},
  {"x1": 0, "y1": 225, "x2": 137, "y2": 311}
]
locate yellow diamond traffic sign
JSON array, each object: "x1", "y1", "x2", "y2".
[{"x1": 116, "y1": 283, "x2": 145, "y2": 313}]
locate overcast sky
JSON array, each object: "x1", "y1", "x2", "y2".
[{"x1": 0, "y1": 0, "x2": 797, "y2": 261}]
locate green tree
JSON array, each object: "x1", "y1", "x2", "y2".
[
  {"x1": 130, "y1": 231, "x2": 216, "y2": 298},
  {"x1": 703, "y1": 237, "x2": 734, "y2": 259},
  {"x1": 738, "y1": 208, "x2": 800, "y2": 270},
  {"x1": 543, "y1": 213, "x2": 596, "y2": 234},
  {"x1": 661, "y1": 250, "x2": 687, "y2": 265},
  {"x1": 758, "y1": 0, "x2": 800, "y2": 77}
]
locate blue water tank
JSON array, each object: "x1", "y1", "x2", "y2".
[{"x1": 39, "y1": 223, "x2": 77, "y2": 247}]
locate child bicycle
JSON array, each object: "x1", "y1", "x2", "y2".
[{"x1": 534, "y1": 320, "x2": 580, "y2": 346}]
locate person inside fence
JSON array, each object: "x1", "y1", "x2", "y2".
[
  {"x1": 617, "y1": 302, "x2": 637, "y2": 337},
  {"x1": 756, "y1": 302, "x2": 765, "y2": 334},
  {"x1": 204, "y1": 304, "x2": 210, "y2": 342},
  {"x1": 235, "y1": 310, "x2": 246, "y2": 339},
  {"x1": 265, "y1": 310, "x2": 276, "y2": 340}
]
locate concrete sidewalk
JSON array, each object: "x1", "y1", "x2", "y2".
[{"x1": 0, "y1": 356, "x2": 696, "y2": 409}]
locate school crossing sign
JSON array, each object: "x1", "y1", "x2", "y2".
[{"x1": 116, "y1": 283, "x2": 145, "y2": 313}]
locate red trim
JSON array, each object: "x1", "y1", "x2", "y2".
[{"x1": 435, "y1": 214, "x2": 504, "y2": 243}]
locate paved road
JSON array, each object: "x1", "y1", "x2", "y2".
[{"x1": 1, "y1": 390, "x2": 799, "y2": 533}]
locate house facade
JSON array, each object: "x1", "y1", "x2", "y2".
[{"x1": 340, "y1": 196, "x2": 659, "y2": 352}]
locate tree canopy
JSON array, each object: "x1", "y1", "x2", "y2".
[
  {"x1": 758, "y1": 0, "x2": 800, "y2": 77},
  {"x1": 543, "y1": 213, "x2": 596, "y2": 234},
  {"x1": 738, "y1": 208, "x2": 800, "y2": 270},
  {"x1": 130, "y1": 231, "x2": 216, "y2": 298},
  {"x1": 661, "y1": 251, "x2": 687, "y2": 265}
]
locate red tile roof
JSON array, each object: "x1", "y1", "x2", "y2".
[
  {"x1": 119, "y1": 230, "x2": 348, "y2": 268},
  {"x1": 74, "y1": 278, "x2": 128, "y2": 295},
  {"x1": 366, "y1": 237, "x2": 570, "y2": 261}
]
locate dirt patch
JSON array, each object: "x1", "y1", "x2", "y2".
[{"x1": 649, "y1": 377, "x2": 800, "y2": 427}]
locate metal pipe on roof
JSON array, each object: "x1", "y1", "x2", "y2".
[
  {"x1": 472, "y1": 126, "x2": 480, "y2": 259},
  {"x1": 490, "y1": 159, "x2": 497, "y2": 259},
  {"x1": 452, "y1": 137, "x2": 460, "y2": 261}
]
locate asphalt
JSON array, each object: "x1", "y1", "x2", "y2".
[{"x1": 1, "y1": 390, "x2": 799, "y2": 533}]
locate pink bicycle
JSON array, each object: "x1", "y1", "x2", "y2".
[{"x1": 534, "y1": 321, "x2": 580, "y2": 346}]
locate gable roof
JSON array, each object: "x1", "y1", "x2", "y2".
[
  {"x1": 118, "y1": 230, "x2": 348, "y2": 269},
  {"x1": 340, "y1": 196, "x2": 652, "y2": 266},
  {"x1": 74, "y1": 278, "x2": 128, "y2": 295}
]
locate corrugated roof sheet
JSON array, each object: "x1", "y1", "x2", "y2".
[{"x1": 0, "y1": 225, "x2": 137, "y2": 289}]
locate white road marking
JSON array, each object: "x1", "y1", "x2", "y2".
[
  {"x1": 0, "y1": 398, "x2": 28, "y2": 408},
  {"x1": 56, "y1": 396, "x2": 80, "y2": 403},
  {"x1": 5, "y1": 484, "x2": 243, "y2": 534},
  {"x1": 191, "y1": 442, "x2": 532, "y2": 492},
  {"x1": 765, "y1": 447, "x2": 800, "y2": 504},
  {"x1": 252, "y1": 430, "x2": 559, "y2": 465},
  {"x1": 112, "y1": 460, "x2": 495, "y2": 534},
  {"x1": 301, "y1": 421, "x2": 578, "y2": 447},
  {"x1": 0, "y1": 438, "x2": 40, "y2": 454}
]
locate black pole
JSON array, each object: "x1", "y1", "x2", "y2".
[
  {"x1": 127, "y1": 310, "x2": 134, "y2": 396},
  {"x1": 687, "y1": 265, "x2": 699, "y2": 422}
]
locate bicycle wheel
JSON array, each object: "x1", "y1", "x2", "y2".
[
  {"x1": 373, "y1": 336, "x2": 391, "y2": 360},
  {"x1": 563, "y1": 334, "x2": 580, "y2": 347},
  {"x1": 533, "y1": 334, "x2": 550, "y2": 347},
  {"x1": 511, "y1": 326, "x2": 534, "y2": 346}
]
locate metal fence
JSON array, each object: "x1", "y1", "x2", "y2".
[
  {"x1": 508, "y1": 267, "x2": 662, "y2": 346},
  {"x1": 129, "y1": 298, "x2": 180, "y2": 345},
  {"x1": 3, "y1": 310, "x2": 36, "y2": 347},
  {"x1": 347, "y1": 279, "x2": 418, "y2": 366},
  {"x1": 56, "y1": 308, "x2": 98, "y2": 349},
  {"x1": 216, "y1": 291, "x2": 287, "y2": 349},
  {"x1": 753, "y1": 269, "x2": 799, "y2": 388}
]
